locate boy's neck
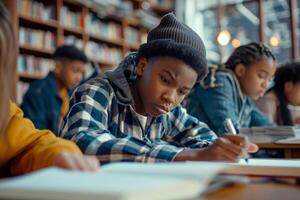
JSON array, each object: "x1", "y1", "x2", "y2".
[
  {"x1": 130, "y1": 82, "x2": 146, "y2": 116},
  {"x1": 54, "y1": 72, "x2": 67, "y2": 91}
]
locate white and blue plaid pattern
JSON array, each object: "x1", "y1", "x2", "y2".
[{"x1": 59, "y1": 54, "x2": 217, "y2": 163}]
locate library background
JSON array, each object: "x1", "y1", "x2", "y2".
[{"x1": 3, "y1": 0, "x2": 300, "y2": 104}]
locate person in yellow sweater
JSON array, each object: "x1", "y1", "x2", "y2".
[{"x1": 0, "y1": 2, "x2": 99, "y2": 176}]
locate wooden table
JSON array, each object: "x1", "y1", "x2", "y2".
[
  {"x1": 257, "y1": 143, "x2": 300, "y2": 158},
  {"x1": 203, "y1": 182, "x2": 300, "y2": 200}
]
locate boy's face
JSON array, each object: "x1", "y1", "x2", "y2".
[
  {"x1": 56, "y1": 60, "x2": 86, "y2": 89},
  {"x1": 135, "y1": 56, "x2": 198, "y2": 116},
  {"x1": 236, "y1": 58, "x2": 276, "y2": 100}
]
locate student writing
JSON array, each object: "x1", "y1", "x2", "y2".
[{"x1": 59, "y1": 13, "x2": 258, "y2": 163}]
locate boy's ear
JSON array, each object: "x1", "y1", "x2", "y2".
[
  {"x1": 54, "y1": 61, "x2": 62, "y2": 74},
  {"x1": 284, "y1": 81, "x2": 293, "y2": 93},
  {"x1": 234, "y1": 63, "x2": 246, "y2": 78},
  {"x1": 136, "y1": 57, "x2": 148, "y2": 76}
]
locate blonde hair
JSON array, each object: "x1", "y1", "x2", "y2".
[{"x1": 0, "y1": 3, "x2": 17, "y2": 134}]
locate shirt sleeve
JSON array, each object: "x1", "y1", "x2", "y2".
[
  {"x1": 21, "y1": 89, "x2": 47, "y2": 130},
  {"x1": 7, "y1": 103, "x2": 81, "y2": 176},
  {"x1": 163, "y1": 106, "x2": 217, "y2": 149},
  {"x1": 59, "y1": 82, "x2": 184, "y2": 163}
]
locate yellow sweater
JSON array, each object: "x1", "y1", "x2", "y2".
[{"x1": 0, "y1": 102, "x2": 81, "y2": 176}]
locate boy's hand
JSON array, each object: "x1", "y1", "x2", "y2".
[
  {"x1": 53, "y1": 152, "x2": 100, "y2": 171},
  {"x1": 174, "y1": 135, "x2": 258, "y2": 162}
]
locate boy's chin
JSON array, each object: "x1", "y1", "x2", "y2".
[
  {"x1": 147, "y1": 112, "x2": 164, "y2": 117},
  {"x1": 252, "y1": 95, "x2": 260, "y2": 100}
]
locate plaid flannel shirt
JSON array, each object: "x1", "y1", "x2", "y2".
[{"x1": 59, "y1": 53, "x2": 217, "y2": 163}]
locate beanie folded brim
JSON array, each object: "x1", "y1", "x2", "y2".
[{"x1": 138, "y1": 39, "x2": 208, "y2": 81}]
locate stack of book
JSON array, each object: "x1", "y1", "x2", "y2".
[{"x1": 239, "y1": 126, "x2": 300, "y2": 144}]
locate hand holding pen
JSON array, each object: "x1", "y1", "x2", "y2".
[
  {"x1": 224, "y1": 118, "x2": 259, "y2": 162},
  {"x1": 174, "y1": 119, "x2": 259, "y2": 162}
]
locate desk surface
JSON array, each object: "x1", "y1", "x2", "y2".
[
  {"x1": 203, "y1": 182, "x2": 300, "y2": 200},
  {"x1": 258, "y1": 143, "x2": 300, "y2": 148}
]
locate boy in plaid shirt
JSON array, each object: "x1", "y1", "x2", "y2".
[{"x1": 59, "y1": 13, "x2": 258, "y2": 163}]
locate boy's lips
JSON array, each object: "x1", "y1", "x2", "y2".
[
  {"x1": 153, "y1": 105, "x2": 169, "y2": 115},
  {"x1": 258, "y1": 90, "x2": 266, "y2": 97}
]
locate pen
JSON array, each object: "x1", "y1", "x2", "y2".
[{"x1": 224, "y1": 118, "x2": 248, "y2": 163}]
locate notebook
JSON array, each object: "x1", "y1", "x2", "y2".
[
  {"x1": 275, "y1": 131, "x2": 300, "y2": 144},
  {"x1": 222, "y1": 158, "x2": 300, "y2": 177},
  {"x1": 239, "y1": 126, "x2": 300, "y2": 144},
  {"x1": 0, "y1": 162, "x2": 226, "y2": 200}
]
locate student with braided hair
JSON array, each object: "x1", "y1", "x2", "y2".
[
  {"x1": 186, "y1": 42, "x2": 276, "y2": 136},
  {"x1": 256, "y1": 62, "x2": 300, "y2": 125}
]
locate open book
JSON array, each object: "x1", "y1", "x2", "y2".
[
  {"x1": 239, "y1": 126, "x2": 300, "y2": 144},
  {"x1": 0, "y1": 162, "x2": 226, "y2": 200},
  {"x1": 222, "y1": 158, "x2": 300, "y2": 177}
]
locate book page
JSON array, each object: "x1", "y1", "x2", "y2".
[
  {"x1": 223, "y1": 159, "x2": 300, "y2": 177},
  {"x1": 275, "y1": 131, "x2": 300, "y2": 144},
  {"x1": 102, "y1": 162, "x2": 226, "y2": 181},
  {"x1": 0, "y1": 167, "x2": 204, "y2": 200},
  {"x1": 238, "y1": 158, "x2": 300, "y2": 167}
]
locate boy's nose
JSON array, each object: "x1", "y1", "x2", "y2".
[{"x1": 162, "y1": 90, "x2": 176, "y2": 105}]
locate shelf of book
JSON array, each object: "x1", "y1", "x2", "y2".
[
  {"x1": 19, "y1": 15, "x2": 58, "y2": 30},
  {"x1": 63, "y1": 26, "x2": 84, "y2": 37},
  {"x1": 88, "y1": 35, "x2": 124, "y2": 47},
  {"x1": 18, "y1": 72, "x2": 45, "y2": 81},
  {"x1": 4, "y1": 0, "x2": 174, "y2": 103},
  {"x1": 19, "y1": 45, "x2": 54, "y2": 58}
]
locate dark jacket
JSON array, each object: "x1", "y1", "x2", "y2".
[{"x1": 21, "y1": 72, "x2": 70, "y2": 134}]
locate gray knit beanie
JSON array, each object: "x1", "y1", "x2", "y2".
[{"x1": 138, "y1": 13, "x2": 207, "y2": 81}]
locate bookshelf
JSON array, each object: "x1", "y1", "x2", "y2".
[{"x1": 4, "y1": 0, "x2": 175, "y2": 104}]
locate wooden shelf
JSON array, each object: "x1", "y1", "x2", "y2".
[
  {"x1": 88, "y1": 34, "x2": 124, "y2": 47},
  {"x1": 19, "y1": 45, "x2": 54, "y2": 58},
  {"x1": 125, "y1": 43, "x2": 140, "y2": 51},
  {"x1": 19, "y1": 15, "x2": 58, "y2": 30},
  {"x1": 123, "y1": 16, "x2": 144, "y2": 28},
  {"x1": 130, "y1": 0, "x2": 143, "y2": 3},
  {"x1": 8, "y1": 0, "x2": 173, "y2": 103},
  {"x1": 150, "y1": 4, "x2": 174, "y2": 15},
  {"x1": 18, "y1": 72, "x2": 44, "y2": 81},
  {"x1": 63, "y1": 0, "x2": 85, "y2": 7},
  {"x1": 63, "y1": 26, "x2": 84, "y2": 37}
]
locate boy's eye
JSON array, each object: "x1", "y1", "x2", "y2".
[
  {"x1": 160, "y1": 75, "x2": 171, "y2": 84},
  {"x1": 178, "y1": 89, "x2": 187, "y2": 96}
]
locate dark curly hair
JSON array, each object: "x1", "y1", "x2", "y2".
[
  {"x1": 225, "y1": 42, "x2": 276, "y2": 70},
  {"x1": 137, "y1": 39, "x2": 208, "y2": 82},
  {"x1": 272, "y1": 62, "x2": 300, "y2": 125}
]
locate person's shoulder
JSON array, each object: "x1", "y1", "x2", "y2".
[
  {"x1": 200, "y1": 70, "x2": 235, "y2": 90},
  {"x1": 26, "y1": 76, "x2": 53, "y2": 94},
  {"x1": 9, "y1": 101, "x2": 23, "y2": 120},
  {"x1": 215, "y1": 70, "x2": 235, "y2": 81},
  {"x1": 76, "y1": 77, "x2": 115, "y2": 97}
]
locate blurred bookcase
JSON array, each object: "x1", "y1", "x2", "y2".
[{"x1": 4, "y1": 0, "x2": 174, "y2": 104}]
